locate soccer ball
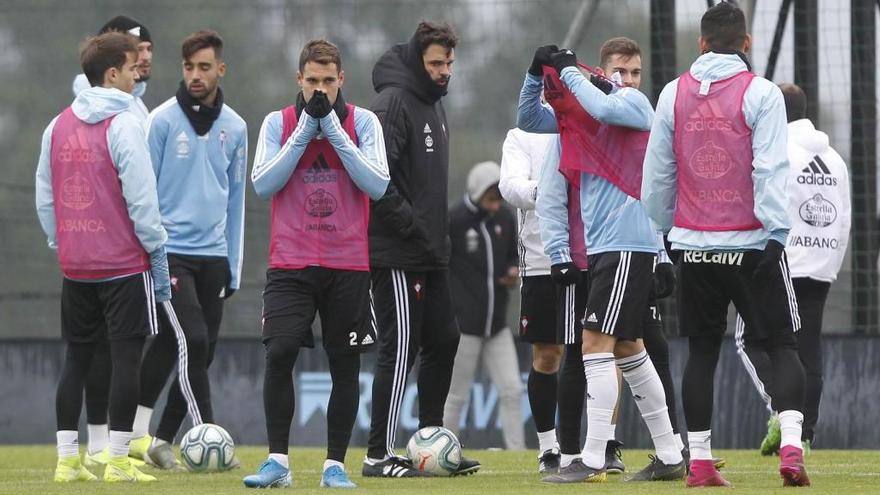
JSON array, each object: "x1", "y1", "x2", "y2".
[
  {"x1": 405, "y1": 426, "x2": 462, "y2": 476},
  {"x1": 179, "y1": 423, "x2": 236, "y2": 472}
]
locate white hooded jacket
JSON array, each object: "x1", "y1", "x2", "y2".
[
  {"x1": 499, "y1": 128, "x2": 554, "y2": 276},
  {"x1": 784, "y1": 119, "x2": 851, "y2": 282}
]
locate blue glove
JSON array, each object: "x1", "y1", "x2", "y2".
[{"x1": 149, "y1": 246, "x2": 172, "y2": 302}]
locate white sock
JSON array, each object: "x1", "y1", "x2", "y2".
[
  {"x1": 688, "y1": 430, "x2": 712, "y2": 460},
  {"x1": 581, "y1": 353, "x2": 617, "y2": 469},
  {"x1": 366, "y1": 456, "x2": 389, "y2": 464},
  {"x1": 132, "y1": 405, "x2": 153, "y2": 439},
  {"x1": 537, "y1": 429, "x2": 558, "y2": 453},
  {"x1": 778, "y1": 410, "x2": 804, "y2": 449},
  {"x1": 323, "y1": 459, "x2": 344, "y2": 472},
  {"x1": 56, "y1": 430, "x2": 79, "y2": 458},
  {"x1": 617, "y1": 351, "x2": 682, "y2": 465},
  {"x1": 269, "y1": 453, "x2": 289, "y2": 469},
  {"x1": 560, "y1": 453, "x2": 580, "y2": 468},
  {"x1": 87, "y1": 423, "x2": 108, "y2": 455},
  {"x1": 108, "y1": 430, "x2": 132, "y2": 458},
  {"x1": 609, "y1": 424, "x2": 617, "y2": 441},
  {"x1": 674, "y1": 433, "x2": 685, "y2": 452},
  {"x1": 151, "y1": 437, "x2": 168, "y2": 449}
]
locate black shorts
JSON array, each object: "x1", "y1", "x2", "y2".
[
  {"x1": 261, "y1": 267, "x2": 375, "y2": 354},
  {"x1": 583, "y1": 251, "x2": 655, "y2": 341},
  {"x1": 61, "y1": 271, "x2": 157, "y2": 343},
  {"x1": 519, "y1": 273, "x2": 587, "y2": 345},
  {"x1": 678, "y1": 250, "x2": 800, "y2": 341}
]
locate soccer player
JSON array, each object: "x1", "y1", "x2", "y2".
[
  {"x1": 363, "y1": 21, "x2": 479, "y2": 477},
  {"x1": 642, "y1": 2, "x2": 810, "y2": 487},
  {"x1": 518, "y1": 38, "x2": 686, "y2": 483},
  {"x1": 443, "y1": 161, "x2": 524, "y2": 450},
  {"x1": 36, "y1": 31, "x2": 169, "y2": 483},
  {"x1": 243, "y1": 39, "x2": 389, "y2": 489},
  {"x1": 129, "y1": 30, "x2": 247, "y2": 469},
  {"x1": 70, "y1": 15, "x2": 155, "y2": 469},
  {"x1": 499, "y1": 127, "x2": 588, "y2": 473},
  {"x1": 734, "y1": 83, "x2": 851, "y2": 456}
]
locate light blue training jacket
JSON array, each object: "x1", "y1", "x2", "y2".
[
  {"x1": 518, "y1": 68, "x2": 660, "y2": 258},
  {"x1": 73, "y1": 73, "x2": 149, "y2": 123},
  {"x1": 146, "y1": 96, "x2": 248, "y2": 289},
  {"x1": 35, "y1": 86, "x2": 168, "y2": 281},
  {"x1": 251, "y1": 105, "x2": 390, "y2": 201},
  {"x1": 641, "y1": 52, "x2": 790, "y2": 251}
]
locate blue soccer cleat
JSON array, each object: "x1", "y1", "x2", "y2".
[
  {"x1": 320, "y1": 465, "x2": 357, "y2": 488},
  {"x1": 243, "y1": 459, "x2": 292, "y2": 489}
]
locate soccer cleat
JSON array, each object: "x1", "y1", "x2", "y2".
[
  {"x1": 243, "y1": 459, "x2": 292, "y2": 488},
  {"x1": 538, "y1": 448, "x2": 561, "y2": 474},
  {"x1": 761, "y1": 413, "x2": 782, "y2": 456},
  {"x1": 103, "y1": 455, "x2": 157, "y2": 482},
  {"x1": 320, "y1": 465, "x2": 357, "y2": 488},
  {"x1": 686, "y1": 459, "x2": 731, "y2": 488},
  {"x1": 54, "y1": 455, "x2": 98, "y2": 482},
  {"x1": 682, "y1": 447, "x2": 725, "y2": 473},
  {"x1": 542, "y1": 458, "x2": 607, "y2": 483},
  {"x1": 128, "y1": 434, "x2": 153, "y2": 462},
  {"x1": 625, "y1": 455, "x2": 686, "y2": 482},
  {"x1": 83, "y1": 448, "x2": 109, "y2": 470},
  {"x1": 604, "y1": 440, "x2": 626, "y2": 474},
  {"x1": 779, "y1": 445, "x2": 811, "y2": 487},
  {"x1": 147, "y1": 441, "x2": 186, "y2": 471},
  {"x1": 450, "y1": 456, "x2": 480, "y2": 476},
  {"x1": 362, "y1": 456, "x2": 430, "y2": 478}
]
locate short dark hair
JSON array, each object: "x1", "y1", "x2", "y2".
[
  {"x1": 182, "y1": 30, "x2": 224, "y2": 61},
  {"x1": 80, "y1": 32, "x2": 138, "y2": 87},
  {"x1": 701, "y1": 1, "x2": 748, "y2": 51},
  {"x1": 298, "y1": 39, "x2": 342, "y2": 73},
  {"x1": 599, "y1": 37, "x2": 641, "y2": 68},
  {"x1": 778, "y1": 83, "x2": 807, "y2": 122},
  {"x1": 413, "y1": 21, "x2": 458, "y2": 55}
]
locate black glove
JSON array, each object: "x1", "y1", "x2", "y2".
[
  {"x1": 528, "y1": 44, "x2": 559, "y2": 76},
  {"x1": 751, "y1": 239, "x2": 785, "y2": 281},
  {"x1": 550, "y1": 48, "x2": 578, "y2": 74},
  {"x1": 590, "y1": 74, "x2": 613, "y2": 95},
  {"x1": 304, "y1": 90, "x2": 332, "y2": 119},
  {"x1": 653, "y1": 262, "x2": 676, "y2": 299},
  {"x1": 550, "y1": 261, "x2": 582, "y2": 286}
]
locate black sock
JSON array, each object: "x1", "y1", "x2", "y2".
[
  {"x1": 84, "y1": 339, "x2": 110, "y2": 425},
  {"x1": 56, "y1": 342, "x2": 96, "y2": 431},
  {"x1": 558, "y1": 343, "x2": 586, "y2": 455},
  {"x1": 326, "y1": 352, "x2": 360, "y2": 462},
  {"x1": 264, "y1": 337, "x2": 300, "y2": 455},
  {"x1": 682, "y1": 334, "x2": 723, "y2": 432},
  {"x1": 528, "y1": 367, "x2": 558, "y2": 435},
  {"x1": 108, "y1": 337, "x2": 145, "y2": 431}
]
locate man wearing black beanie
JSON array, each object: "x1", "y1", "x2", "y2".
[{"x1": 73, "y1": 15, "x2": 153, "y2": 123}]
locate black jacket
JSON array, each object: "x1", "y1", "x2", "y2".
[
  {"x1": 368, "y1": 36, "x2": 451, "y2": 270},
  {"x1": 448, "y1": 198, "x2": 518, "y2": 338}
]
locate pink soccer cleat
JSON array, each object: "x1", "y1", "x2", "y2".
[
  {"x1": 779, "y1": 445, "x2": 811, "y2": 487},
  {"x1": 686, "y1": 459, "x2": 732, "y2": 488}
]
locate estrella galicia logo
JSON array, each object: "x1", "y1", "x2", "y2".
[
  {"x1": 798, "y1": 155, "x2": 838, "y2": 186},
  {"x1": 799, "y1": 193, "x2": 837, "y2": 227},
  {"x1": 305, "y1": 188, "x2": 338, "y2": 218},
  {"x1": 303, "y1": 153, "x2": 337, "y2": 183},
  {"x1": 688, "y1": 140, "x2": 732, "y2": 179}
]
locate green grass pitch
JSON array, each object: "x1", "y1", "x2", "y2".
[{"x1": 1, "y1": 446, "x2": 878, "y2": 494}]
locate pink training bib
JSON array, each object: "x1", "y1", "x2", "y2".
[
  {"x1": 269, "y1": 105, "x2": 370, "y2": 271},
  {"x1": 672, "y1": 70, "x2": 762, "y2": 231},
  {"x1": 542, "y1": 65, "x2": 649, "y2": 200},
  {"x1": 50, "y1": 107, "x2": 149, "y2": 279}
]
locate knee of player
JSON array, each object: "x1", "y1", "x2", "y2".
[
  {"x1": 264, "y1": 336, "x2": 301, "y2": 364},
  {"x1": 532, "y1": 345, "x2": 563, "y2": 373}
]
